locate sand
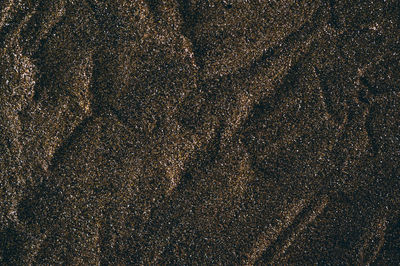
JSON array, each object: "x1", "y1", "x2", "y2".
[{"x1": 1, "y1": 0, "x2": 399, "y2": 264}]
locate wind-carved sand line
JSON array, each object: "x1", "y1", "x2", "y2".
[
  {"x1": 138, "y1": 0, "x2": 202, "y2": 194},
  {"x1": 243, "y1": 198, "x2": 310, "y2": 266},
  {"x1": 159, "y1": 3, "x2": 334, "y2": 197},
  {"x1": 219, "y1": 10, "x2": 332, "y2": 152},
  {"x1": 0, "y1": 3, "x2": 38, "y2": 51},
  {"x1": 1, "y1": 3, "x2": 94, "y2": 261},
  {"x1": 269, "y1": 195, "x2": 329, "y2": 264},
  {"x1": 0, "y1": 2, "x2": 40, "y2": 228},
  {"x1": 164, "y1": 13, "x2": 325, "y2": 195},
  {"x1": 357, "y1": 216, "x2": 388, "y2": 265},
  {"x1": 22, "y1": 1, "x2": 67, "y2": 56}
]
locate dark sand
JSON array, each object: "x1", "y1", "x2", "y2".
[{"x1": 1, "y1": 0, "x2": 399, "y2": 264}]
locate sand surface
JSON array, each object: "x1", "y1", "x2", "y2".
[{"x1": 1, "y1": 0, "x2": 399, "y2": 264}]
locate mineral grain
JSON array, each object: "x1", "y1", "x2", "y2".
[{"x1": 1, "y1": 0, "x2": 399, "y2": 264}]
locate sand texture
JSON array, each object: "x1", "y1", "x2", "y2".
[{"x1": 1, "y1": 0, "x2": 400, "y2": 264}]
